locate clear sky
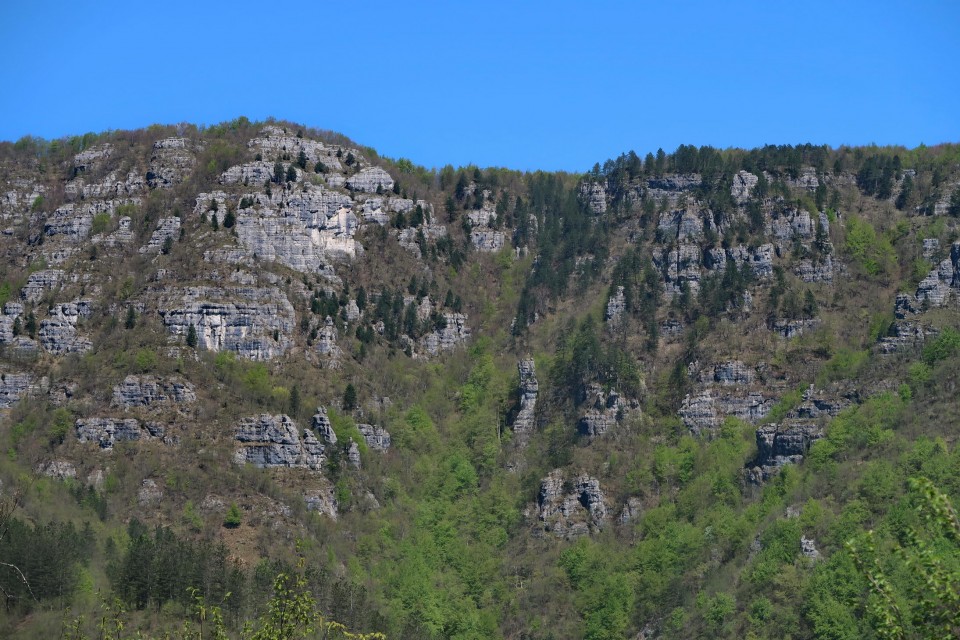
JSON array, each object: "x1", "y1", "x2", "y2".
[{"x1": 1, "y1": 1, "x2": 958, "y2": 172}]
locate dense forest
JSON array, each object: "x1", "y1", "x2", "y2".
[{"x1": 1, "y1": 119, "x2": 959, "y2": 638}]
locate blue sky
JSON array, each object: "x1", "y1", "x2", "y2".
[{"x1": 1, "y1": 1, "x2": 958, "y2": 171}]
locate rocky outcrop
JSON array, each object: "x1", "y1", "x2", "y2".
[
  {"x1": 654, "y1": 242, "x2": 702, "y2": 297},
  {"x1": 159, "y1": 286, "x2": 295, "y2": 360},
  {"x1": 747, "y1": 422, "x2": 821, "y2": 483},
  {"x1": 75, "y1": 417, "x2": 164, "y2": 450},
  {"x1": 347, "y1": 440, "x2": 361, "y2": 468},
  {"x1": 73, "y1": 144, "x2": 112, "y2": 172},
  {"x1": 512, "y1": 359, "x2": 538, "y2": 444},
  {"x1": 679, "y1": 388, "x2": 773, "y2": 435},
  {"x1": 421, "y1": 312, "x2": 470, "y2": 356},
  {"x1": 234, "y1": 414, "x2": 326, "y2": 470},
  {"x1": 248, "y1": 126, "x2": 344, "y2": 173},
  {"x1": 230, "y1": 185, "x2": 360, "y2": 271},
  {"x1": 580, "y1": 181, "x2": 607, "y2": 213},
  {"x1": 65, "y1": 170, "x2": 144, "y2": 200},
  {"x1": 699, "y1": 360, "x2": 754, "y2": 386},
  {"x1": 357, "y1": 424, "x2": 391, "y2": 451},
  {"x1": 658, "y1": 209, "x2": 706, "y2": 243},
  {"x1": 704, "y1": 244, "x2": 775, "y2": 280},
  {"x1": 315, "y1": 316, "x2": 342, "y2": 368},
  {"x1": 801, "y1": 536, "x2": 821, "y2": 560},
  {"x1": 647, "y1": 174, "x2": 702, "y2": 193},
  {"x1": 772, "y1": 318, "x2": 819, "y2": 339},
  {"x1": 112, "y1": 375, "x2": 197, "y2": 408},
  {"x1": 747, "y1": 386, "x2": 846, "y2": 482},
  {"x1": 470, "y1": 229, "x2": 506, "y2": 252},
  {"x1": 36, "y1": 460, "x2": 77, "y2": 480},
  {"x1": 39, "y1": 303, "x2": 92, "y2": 355},
  {"x1": 618, "y1": 497, "x2": 644, "y2": 524},
  {"x1": 769, "y1": 208, "x2": 815, "y2": 242},
  {"x1": 922, "y1": 238, "x2": 940, "y2": 260},
  {"x1": 138, "y1": 478, "x2": 163, "y2": 507},
  {"x1": 534, "y1": 470, "x2": 609, "y2": 538},
  {"x1": 794, "y1": 255, "x2": 834, "y2": 283},
  {"x1": 577, "y1": 384, "x2": 635, "y2": 437},
  {"x1": 731, "y1": 170, "x2": 759, "y2": 204},
  {"x1": 878, "y1": 320, "x2": 931, "y2": 354},
  {"x1": 0, "y1": 372, "x2": 32, "y2": 408},
  {"x1": 139, "y1": 217, "x2": 181, "y2": 254},
  {"x1": 785, "y1": 167, "x2": 820, "y2": 191},
  {"x1": 346, "y1": 167, "x2": 394, "y2": 193},
  {"x1": 605, "y1": 286, "x2": 626, "y2": 324},
  {"x1": 311, "y1": 407, "x2": 338, "y2": 445},
  {"x1": 905, "y1": 242, "x2": 960, "y2": 310},
  {"x1": 21, "y1": 270, "x2": 64, "y2": 303},
  {"x1": 147, "y1": 138, "x2": 196, "y2": 188},
  {"x1": 304, "y1": 487, "x2": 338, "y2": 520}
]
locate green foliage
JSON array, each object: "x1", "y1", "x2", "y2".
[
  {"x1": 90, "y1": 212, "x2": 112, "y2": 235},
  {"x1": 848, "y1": 477, "x2": 960, "y2": 639},
  {"x1": 223, "y1": 502, "x2": 242, "y2": 528},
  {"x1": 134, "y1": 348, "x2": 157, "y2": 373},
  {"x1": 843, "y1": 215, "x2": 896, "y2": 276},
  {"x1": 921, "y1": 327, "x2": 960, "y2": 366},
  {"x1": 342, "y1": 383, "x2": 357, "y2": 411},
  {"x1": 765, "y1": 383, "x2": 807, "y2": 423},
  {"x1": 818, "y1": 348, "x2": 870, "y2": 385}
]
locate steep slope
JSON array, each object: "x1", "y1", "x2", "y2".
[{"x1": 1, "y1": 121, "x2": 960, "y2": 639}]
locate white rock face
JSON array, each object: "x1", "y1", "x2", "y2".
[
  {"x1": 679, "y1": 389, "x2": 773, "y2": 435},
  {"x1": 420, "y1": 312, "x2": 471, "y2": 356},
  {"x1": 158, "y1": 286, "x2": 295, "y2": 360},
  {"x1": 304, "y1": 487, "x2": 338, "y2": 520},
  {"x1": 73, "y1": 144, "x2": 113, "y2": 172},
  {"x1": 219, "y1": 161, "x2": 276, "y2": 186},
  {"x1": 148, "y1": 137, "x2": 196, "y2": 188},
  {"x1": 605, "y1": 286, "x2": 626, "y2": 324},
  {"x1": 346, "y1": 167, "x2": 394, "y2": 193},
  {"x1": 21, "y1": 270, "x2": 64, "y2": 303},
  {"x1": 234, "y1": 414, "x2": 326, "y2": 470},
  {"x1": 65, "y1": 170, "x2": 144, "y2": 200},
  {"x1": 471, "y1": 229, "x2": 506, "y2": 252},
  {"x1": 112, "y1": 375, "x2": 197, "y2": 408},
  {"x1": 535, "y1": 470, "x2": 608, "y2": 538},
  {"x1": 0, "y1": 371, "x2": 33, "y2": 408},
  {"x1": 731, "y1": 170, "x2": 759, "y2": 203},
  {"x1": 36, "y1": 460, "x2": 77, "y2": 480},
  {"x1": 357, "y1": 424, "x2": 391, "y2": 451},
  {"x1": 75, "y1": 417, "x2": 163, "y2": 450},
  {"x1": 229, "y1": 186, "x2": 360, "y2": 272},
  {"x1": 580, "y1": 181, "x2": 607, "y2": 213},
  {"x1": 786, "y1": 167, "x2": 819, "y2": 191},
  {"x1": 909, "y1": 242, "x2": 960, "y2": 309},
  {"x1": 577, "y1": 385, "x2": 634, "y2": 437},
  {"x1": 315, "y1": 316, "x2": 342, "y2": 368},
  {"x1": 512, "y1": 359, "x2": 538, "y2": 444},
  {"x1": 248, "y1": 126, "x2": 344, "y2": 172},
  {"x1": 138, "y1": 479, "x2": 163, "y2": 506},
  {"x1": 139, "y1": 217, "x2": 181, "y2": 253},
  {"x1": 39, "y1": 303, "x2": 92, "y2": 355}
]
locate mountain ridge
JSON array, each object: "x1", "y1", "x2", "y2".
[{"x1": 1, "y1": 118, "x2": 960, "y2": 639}]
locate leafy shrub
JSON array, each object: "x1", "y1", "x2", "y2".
[{"x1": 921, "y1": 327, "x2": 960, "y2": 365}]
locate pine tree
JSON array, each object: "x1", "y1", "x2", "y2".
[
  {"x1": 125, "y1": 306, "x2": 136, "y2": 329},
  {"x1": 186, "y1": 324, "x2": 198, "y2": 348},
  {"x1": 343, "y1": 383, "x2": 357, "y2": 411},
  {"x1": 223, "y1": 503, "x2": 242, "y2": 528}
]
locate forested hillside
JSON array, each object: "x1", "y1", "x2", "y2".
[{"x1": 1, "y1": 118, "x2": 959, "y2": 639}]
